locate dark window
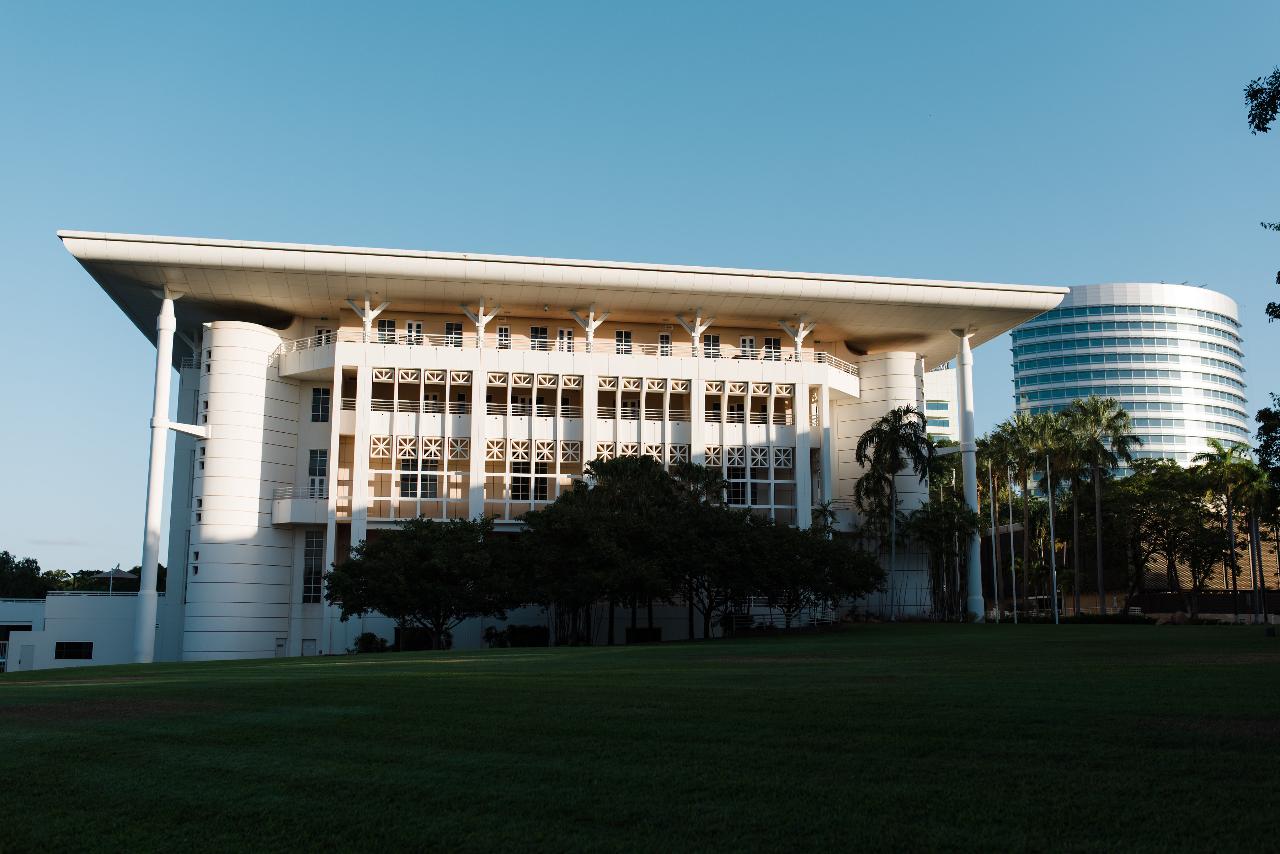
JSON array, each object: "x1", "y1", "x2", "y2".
[
  {"x1": 303, "y1": 531, "x2": 324, "y2": 604},
  {"x1": 311, "y1": 387, "x2": 331, "y2": 422},
  {"x1": 445, "y1": 322, "x2": 463, "y2": 348},
  {"x1": 54, "y1": 642, "x2": 93, "y2": 660}
]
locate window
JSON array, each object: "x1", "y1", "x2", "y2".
[
  {"x1": 511, "y1": 460, "x2": 531, "y2": 501},
  {"x1": 659, "y1": 333, "x2": 672, "y2": 356},
  {"x1": 400, "y1": 456, "x2": 419, "y2": 499},
  {"x1": 702, "y1": 334, "x2": 721, "y2": 358},
  {"x1": 303, "y1": 531, "x2": 324, "y2": 603},
  {"x1": 530, "y1": 326, "x2": 549, "y2": 351},
  {"x1": 497, "y1": 326, "x2": 511, "y2": 349},
  {"x1": 377, "y1": 318, "x2": 396, "y2": 343},
  {"x1": 534, "y1": 462, "x2": 549, "y2": 501},
  {"x1": 308, "y1": 449, "x2": 328, "y2": 498},
  {"x1": 405, "y1": 321, "x2": 424, "y2": 345},
  {"x1": 763, "y1": 337, "x2": 782, "y2": 361},
  {"x1": 315, "y1": 327, "x2": 333, "y2": 345},
  {"x1": 557, "y1": 329, "x2": 575, "y2": 352},
  {"x1": 445, "y1": 322, "x2": 463, "y2": 348},
  {"x1": 311, "y1": 388, "x2": 331, "y2": 422},
  {"x1": 55, "y1": 642, "x2": 93, "y2": 660},
  {"x1": 615, "y1": 330, "x2": 632, "y2": 355},
  {"x1": 739, "y1": 337, "x2": 756, "y2": 358},
  {"x1": 925, "y1": 400, "x2": 949, "y2": 412}
]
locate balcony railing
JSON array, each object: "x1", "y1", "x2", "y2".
[
  {"x1": 275, "y1": 485, "x2": 329, "y2": 500},
  {"x1": 276, "y1": 329, "x2": 859, "y2": 377}
]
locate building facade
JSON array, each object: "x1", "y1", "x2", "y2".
[
  {"x1": 923, "y1": 363, "x2": 959, "y2": 443},
  {"x1": 1012, "y1": 283, "x2": 1247, "y2": 468},
  {"x1": 7, "y1": 231, "x2": 1064, "y2": 669}
]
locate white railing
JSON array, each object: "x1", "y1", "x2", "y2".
[
  {"x1": 45, "y1": 591, "x2": 163, "y2": 597},
  {"x1": 179, "y1": 355, "x2": 201, "y2": 370},
  {"x1": 275, "y1": 329, "x2": 859, "y2": 377},
  {"x1": 274, "y1": 485, "x2": 329, "y2": 500},
  {"x1": 369, "y1": 399, "x2": 470, "y2": 414}
]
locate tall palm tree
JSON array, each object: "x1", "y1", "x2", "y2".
[
  {"x1": 1005, "y1": 411, "x2": 1041, "y2": 613},
  {"x1": 1058, "y1": 410, "x2": 1092, "y2": 615},
  {"x1": 855, "y1": 406, "x2": 933, "y2": 618},
  {"x1": 1194, "y1": 439, "x2": 1255, "y2": 621},
  {"x1": 1236, "y1": 460, "x2": 1271, "y2": 623},
  {"x1": 1067, "y1": 396, "x2": 1141, "y2": 617},
  {"x1": 1028, "y1": 410, "x2": 1069, "y2": 611}
]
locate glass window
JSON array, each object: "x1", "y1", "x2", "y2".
[
  {"x1": 925, "y1": 400, "x2": 949, "y2": 412},
  {"x1": 614, "y1": 330, "x2": 632, "y2": 354},
  {"x1": 530, "y1": 326, "x2": 549, "y2": 351},
  {"x1": 303, "y1": 531, "x2": 324, "y2": 604},
  {"x1": 497, "y1": 326, "x2": 511, "y2": 350},
  {"x1": 308, "y1": 449, "x2": 328, "y2": 498},
  {"x1": 311, "y1": 387, "x2": 331, "y2": 422},
  {"x1": 377, "y1": 318, "x2": 396, "y2": 343},
  {"x1": 763, "y1": 337, "x2": 781, "y2": 360},
  {"x1": 54, "y1": 642, "x2": 93, "y2": 660},
  {"x1": 659, "y1": 332, "x2": 672, "y2": 356},
  {"x1": 445, "y1": 322, "x2": 463, "y2": 348},
  {"x1": 702, "y1": 334, "x2": 721, "y2": 358}
]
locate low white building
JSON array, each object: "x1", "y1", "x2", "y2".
[{"x1": 15, "y1": 231, "x2": 1064, "y2": 669}]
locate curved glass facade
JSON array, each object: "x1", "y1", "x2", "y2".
[{"x1": 1012, "y1": 283, "x2": 1248, "y2": 468}]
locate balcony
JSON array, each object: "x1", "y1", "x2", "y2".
[
  {"x1": 276, "y1": 328, "x2": 860, "y2": 383},
  {"x1": 272, "y1": 485, "x2": 328, "y2": 526}
]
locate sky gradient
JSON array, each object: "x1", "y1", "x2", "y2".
[{"x1": 2, "y1": 1, "x2": 1278, "y2": 572}]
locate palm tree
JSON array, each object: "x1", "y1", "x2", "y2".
[
  {"x1": 855, "y1": 406, "x2": 933, "y2": 618},
  {"x1": 1067, "y1": 396, "x2": 1141, "y2": 617},
  {"x1": 1195, "y1": 439, "x2": 1258, "y2": 621},
  {"x1": 1058, "y1": 410, "x2": 1092, "y2": 615},
  {"x1": 1236, "y1": 461, "x2": 1271, "y2": 623},
  {"x1": 1005, "y1": 411, "x2": 1041, "y2": 613}
]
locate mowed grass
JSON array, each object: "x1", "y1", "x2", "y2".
[{"x1": 2, "y1": 625, "x2": 1279, "y2": 852}]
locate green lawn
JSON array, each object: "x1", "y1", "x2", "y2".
[{"x1": 3, "y1": 625, "x2": 1278, "y2": 852}]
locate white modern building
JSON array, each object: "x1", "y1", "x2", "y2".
[
  {"x1": 1012, "y1": 283, "x2": 1248, "y2": 468},
  {"x1": 923, "y1": 364, "x2": 960, "y2": 443},
  {"x1": 3, "y1": 231, "x2": 1066, "y2": 670}
]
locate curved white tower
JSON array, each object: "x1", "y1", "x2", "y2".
[
  {"x1": 186, "y1": 321, "x2": 298, "y2": 659},
  {"x1": 1013, "y1": 283, "x2": 1248, "y2": 467}
]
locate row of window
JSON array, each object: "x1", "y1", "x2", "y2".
[
  {"x1": 1034, "y1": 303, "x2": 1240, "y2": 329},
  {"x1": 1015, "y1": 369, "x2": 1245, "y2": 390},
  {"x1": 1011, "y1": 336, "x2": 1243, "y2": 361},
  {"x1": 1012, "y1": 320, "x2": 1242, "y2": 345},
  {"x1": 1017, "y1": 384, "x2": 1247, "y2": 405},
  {"x1": 367, "y1": 319, "x2": 786, "y2": 358},
  {"x1": 1013, "y1": 352, "x2": 1245, "y2": 376},
  {"x1": 925, "y1": 400, "x2": 950, "y2": 412},
  {"x1": 1129, "y1": 417, "x2": 1250, "y2": 436}
]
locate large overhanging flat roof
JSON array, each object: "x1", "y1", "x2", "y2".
[{"x1": 59, "y1": 230, "x2": 1067, "y2": 368}]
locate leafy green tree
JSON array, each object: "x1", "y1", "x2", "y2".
[
  {"x1": 0, "y1": 552, "x2": 52, "y2": 598},
  {"x1": 1243, "y1": 66, "x2": 1280, "y2": 317},
  {"x1": 1192, "y1": 439, "x2": 1253, "y2": 620},
  {"x1": 905, "y1": 496, "x2": 981, "y2": 620},
  {"x1": 326, "y1": 517, "x2": 509, "y2": 650}
]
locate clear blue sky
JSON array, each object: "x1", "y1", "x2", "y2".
[{"x1": 2, "y1": 1, "x2": 1278, "y2": 572}]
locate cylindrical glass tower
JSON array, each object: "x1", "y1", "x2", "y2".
[{"x1": 1012, "y1": 283, "x2": 1248, "y2": 470}]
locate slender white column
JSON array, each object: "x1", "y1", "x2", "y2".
[
  {"x1": 135, "y1": 294, "x2": 176, "y2": 663},
  {"x1": 794, "y1": 380, "x2": 812, "y2": 529},
  {"x1": 954, "y1": 330, "x2": 984, "y2": 622},
  {"x1": 819, "y1": 382, "x2": 833, "y2": 507}
]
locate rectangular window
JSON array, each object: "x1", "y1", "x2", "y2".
[
  {"x1": 315, "y1": 327, "x2": 333, "y2": 345},
  {"x1": 926, "y1": 400, "x2": 949, "y2": 412},
  {"x1": 557, "y1": 328, "x2": 574, "y2": 352},
  {"x1": 445, "y1": 322, "x2": 463, "y2": 348},
  {"x1": 764, "y1": 337, "x2": 782, "y2": 361},
  {"x1": 405, "y1": 321, "x2": 424, "y2": 344},
  {"x1": 377, "y1": 318, "x2": 396, "y2": 343},
  {"x1": 308, "y1": 449, "x2": 328, "y2": 498},
  {"x1": 534, "y1": 462, "x2": 549, "y2": 501},
  {"x1": 615, "y1": 330, "x2": 632, "y2": 355},
  {"x1": 54, "y1": 642, "x2": 93, "y2": 660},
  {"x1": 739, "y1": 336, "x2": 756, "y2": 358},
  {"x1": 497, "y1": 326, "x2": 511, "y2": 350},
  {"x1": 659, "y1": 333, "x2": 672, "y2": 356},
  {"x1": 311, "y1": 387, "x2": 331, "y2": 423},
  {"x1": 400, "y1": 457, "x2": 419, "y2": 499},
  {"x1": 303, "y1": 531, "x2": 324, "y2": 604},
  {"x1": 530, "y1": 326, "x2": 549, "y2": 351},
  {"x1": 703, "y1": 334, "x2": 721, "y2": 359},
  {"x1": 511, "y1": 460, "x2": 531, "y2": 501}
]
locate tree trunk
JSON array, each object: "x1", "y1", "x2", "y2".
[
  {"x1": 889, "y1": 481, "x2": 898, "y2": 620},
  {"x1": 1021, "y1": 472, "x2": 1031, "y2": 615},
  {"x1": 1093, "y1": 467, "x2": 1106, "y2": 617},
  {"x1": 1227, "y1": 492, "x2": 1238, "y2": 622},
  {"x1": 1072, "y1": 489, "x2": 1081, "y2": 616},
  {"x1": 993, "y1": 473, "x2": 1004, "y2": 616}
]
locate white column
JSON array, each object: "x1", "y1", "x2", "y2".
[
  {"x1": 794, "y1": 380, "x2": 812, "y2": 529},
  {"x1": 819, "y1": 382, "x2": 833, "y2": 507},
  {"x1": 676, "y1": 310, "x2": 715, "y2": 357},
  {"x1": 954, "y1": 330, "x2": 984, "y2": 622},
  {"x1": 135, "y1": 294, "x2": 176, "y2": 663}
]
